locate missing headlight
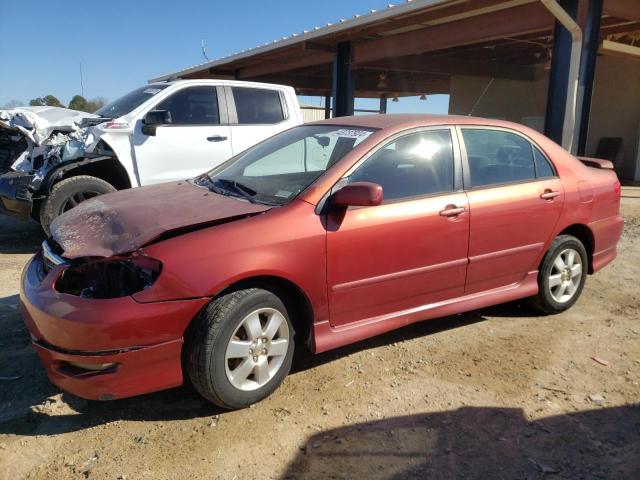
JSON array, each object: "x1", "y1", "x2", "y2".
[{"x1": 55, "y1": 254, "x2": 162, "y2": 299}]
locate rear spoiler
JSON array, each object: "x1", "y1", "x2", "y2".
[{"x1": 578, "y1": 156, "x2": 614, "y2": 170}]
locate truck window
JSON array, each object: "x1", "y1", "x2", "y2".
[
  {"x1": 231, "y1": 87, "x2": 285, "y2": 125},
  {"x1": 156, "y1": 87, "x2": 220, "y2": 125}
]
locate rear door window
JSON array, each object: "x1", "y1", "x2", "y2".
[
  {"x1": 156, "y1": 86, "x2": 220, "y2": 125},
  {"x1": 461, "y1": 129, "x2": 536, "y2": 188},
  {"x1": 232, "y1": 87, "x2": 285, "y2": 124}
]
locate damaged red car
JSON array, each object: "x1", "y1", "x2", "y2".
[{"x1": 20, "y1": 115, "x2": 623, "y2": 409}]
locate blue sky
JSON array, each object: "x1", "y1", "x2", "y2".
[{"x1": 0, "y1": 0, "x2": 448, "y2": 114}]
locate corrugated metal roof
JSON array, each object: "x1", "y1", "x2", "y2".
[{"x1": 148, "y1": 0, "x2": 452, "y2": 82}]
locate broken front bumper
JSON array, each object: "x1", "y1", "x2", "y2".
[
  {"x1": 20, "y1": 252, "x2": 209, "y2": 400},
  {"x1": 0, "y1": 171, "x2": 34, "y2": 220}
]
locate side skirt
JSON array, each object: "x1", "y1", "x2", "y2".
[{"x1": 312, "y1": 271, "x2": 539, "y2": 353}]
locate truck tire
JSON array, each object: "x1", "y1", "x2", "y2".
[
  {"x1": 186, "y1": 288, "x2": 295, "y2": 409},
  {"x1": 40, "y1": 175, "x2": 116, "y2": 235}
]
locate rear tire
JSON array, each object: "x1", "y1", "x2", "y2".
[
  {"x1": 186, "y1": 288, "x2": 295, "y2": 409},
  {"x1": 530, "y1": 234, "x2": 588, "y2": 314},
  {"x1": 40, "y1": 175, "x2": 116, "y2": 235}
]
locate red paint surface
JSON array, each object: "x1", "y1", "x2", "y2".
[{"x1": 21, "y1": 115, "x2": 624, "y2": 400}]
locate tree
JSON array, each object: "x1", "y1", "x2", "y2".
[
  {"x1": 42, "y1": 95, "x2": 63, "y2": 107},
  {"x1": 68, "y1": 95, "x2": 88, "y2": 111},
  {"x1": 29, "y1": 95, "x2": 63, "y2": 107},
  {"x1": 85, "y1": 97, "x2": 106, "y2": 113},
  {"x1": 1, "y1": 100, "x2": 24, "y2": 109}
]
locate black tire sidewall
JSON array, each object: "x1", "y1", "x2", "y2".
[
  {"x1": 40, "y1": 175, "x2": 116, "y2": 234},
  {"x1": 537, "y1": 235, "x2": 588, "y2": 313},
  {"x1": 197, "y1": 289, "x2": 295, "y2": 408}
]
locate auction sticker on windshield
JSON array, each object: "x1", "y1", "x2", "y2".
[{"x1": 336, "y1": 129, "x2": 373, "y2": 140}]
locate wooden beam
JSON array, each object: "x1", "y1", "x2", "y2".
[
  {"x1": 359, "y1": 55, "x2": 543, "y2": 81},
  {"x1": 253, "y1": 73, "x2": 450, "y2": 96},
  {"x1": 237, "y1": 51, "x2": 334, "y2": 79},
  {"x1": 353, "y1": 2, "x2": 554, "y2": 64},
  {"x1": 604, "y1": 0, "x2": 640, "y2": 23},
  {"x1": 303, "y1": 41, "x2": 336, "y2": 53},
  {"x1": 600, "y1": 39, "x2": 640, "y2": 58}
]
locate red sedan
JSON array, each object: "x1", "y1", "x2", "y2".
[{"x1": 20, "y1": 115, "x2": 623, "y2": 409}]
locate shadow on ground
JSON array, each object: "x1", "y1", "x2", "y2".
[{"x1": 281, "y1": 405, "x2": 640, "y2": 479}]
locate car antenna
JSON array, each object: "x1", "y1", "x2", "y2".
[{"x1": 201, "y1": 40, "x2": 210, "y2": 62}]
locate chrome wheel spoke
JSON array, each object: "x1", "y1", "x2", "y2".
[
  {"x1": 230, "y1": 358, "x2": 254, "y2": 386},
  {"x1": 264, "y1": 311, "x2": 284, "y2": 340},
  {"x1": 566, "y1": 280, "x2": 577, "y2": 296},
  {"x1": 549, "y1": 274, "x2": 562, "y2": 288},
  {"x1": 566, "y1": 250, "x2": 576, "y2": 268},
  {"x1": 553, "y1": 256, "x2": 566, "y2": 272},
  {"x1": 226, "y1": 339, "x2": 252, "y2": 359},
  {"x1": 254, "y1": 357, "x2": 270, "y2": 386},
  {"x1": 571, "y1": 263, "x2": 582, "y2": 278},
  {"x1": 269, "y1": 339, "x2": 288, "y2": 357},
  {"x1": 243, "y1": 313, "x2": 263, "y2": 340}
]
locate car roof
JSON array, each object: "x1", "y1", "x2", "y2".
[
  {"x1": 307, "y1": 113, "x2": 532, "y2": 133},
  {"x1": 148, "y1": 79, "x2": 294, "y2": 90}
]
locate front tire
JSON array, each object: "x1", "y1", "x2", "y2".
[
  {"x1": 531, "y1": 234, "x2": 588, "y2": 314},
  {"x1": 186, "y1": 288, "x2": 295, "y2": 409},
  {"x1": 40, "y1": 175, "x2": 116, "y2": 235}
]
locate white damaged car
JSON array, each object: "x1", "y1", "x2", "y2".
[{"x1": 0, "y1": 80, "x2": 302, "y2": 233}]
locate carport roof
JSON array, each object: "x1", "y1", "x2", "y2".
[{"x1": 149, "y1": 0, "x2": 640, "y2": 98}]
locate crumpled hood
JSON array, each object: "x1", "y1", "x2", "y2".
[{"x1": 50, "y1": 181, "x2": 272, "y2": 259}]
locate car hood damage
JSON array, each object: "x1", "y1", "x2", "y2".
[
  {"x1": 0, "y1": 106, "x2": 99, "y2": 176},
  {"x1": 49, "y1": 181, "x2": 272, "y2": 259}
]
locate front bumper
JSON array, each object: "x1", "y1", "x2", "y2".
[
  {"x1": 20, "y1": 253, "x2": 209, "y2": 400},
  {"x1": 0, "y1": 171, "x2": 34, "y2": 220}
]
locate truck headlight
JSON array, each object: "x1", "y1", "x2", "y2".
[{"x1": 55, "y1": 254, "x2": 162, "y2": 299}]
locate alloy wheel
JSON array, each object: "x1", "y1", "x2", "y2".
[
  {"x1": 548, "y1": 248, "x2": 583, "y2": 303},
  {"x1": 224, "y1": 308, "x2": 290, "y2": 391}
]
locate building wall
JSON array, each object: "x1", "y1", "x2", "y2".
[
  {"x1": 587, "y1": 55, "x2": 640, "y2": 181},
  {"x1": 449, "y1": 58, "x2": 640, "y2": 181},
  {"x1": 448, "y1": 75, "x2": 549, "y2": 128}
]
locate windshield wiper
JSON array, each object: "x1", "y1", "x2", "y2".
[{"x1": 214, "y1": 178, "x2": 258, "y2": 203}]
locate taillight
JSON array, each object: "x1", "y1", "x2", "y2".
[
  {"x1": 55, "y1": 254, "x2": 162, "y2": 299},
  {"x1": 614, "y1": 181, "x2": 621, "y2": 197}
]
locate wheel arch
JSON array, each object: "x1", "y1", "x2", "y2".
[
  {"x1": 194, "y1": 275, "x2": 315, "y2": 351},
  {"x1": 558, "y1": 224, "x2": 595, "y2": 273},
  {"x1": 40, "y1": 155, "x2": 132, "y2": 195}
]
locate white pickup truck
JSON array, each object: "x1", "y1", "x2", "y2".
[{"x1": 0, "y1": 80, "x2": 302, "y2": 232}]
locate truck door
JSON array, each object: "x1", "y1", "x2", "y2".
[{"x1": 132, "y1": 86, "x2": 232, "y2": 185}]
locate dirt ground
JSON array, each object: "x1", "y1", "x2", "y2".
[{"x1": 0, "y1": 189, "x2": 639, "y2": 480}]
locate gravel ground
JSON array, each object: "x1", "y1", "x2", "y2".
[{"x1": 0, "y1": 189, "x2": 638, "y2": 480}]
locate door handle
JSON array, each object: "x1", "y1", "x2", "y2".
[
  {"x1": 207, "y1": 135, "x2": 228, "y2": 142},
  {"x1": 540, "y1": 190, "x2": 560, "y2": 200},
  {"x1": 439, "y1": 205, "x2": 466, "y2": 217}
]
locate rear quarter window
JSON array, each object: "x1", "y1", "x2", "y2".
[{"x1": 232, "y1": 87, "x2": 285, "y2": 125}]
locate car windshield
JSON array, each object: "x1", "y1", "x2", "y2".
[
  {"x1": 202, "y1": 125, "x2": 376, "y2": 205},
  {"x1": 95, "y1": 84, "x2": 169, "y2": 118}
]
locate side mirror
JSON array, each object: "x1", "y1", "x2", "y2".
[
  {"x1": 141, "y1": 110, "x2": 172, "y2": 136},
  {"x1": 332, "y1": 182, "x2": 383, "y2": 208}
]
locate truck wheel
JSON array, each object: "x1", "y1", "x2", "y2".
[
  {"x1": 530, "y1": 235, "x2": 588, "y2": 314},
  {"x1": 186, "y1": 288, "x2": 295, "y2": 409},
  {"x1": 40, "y1": 175, "x2": 116, "y2": 235}
]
